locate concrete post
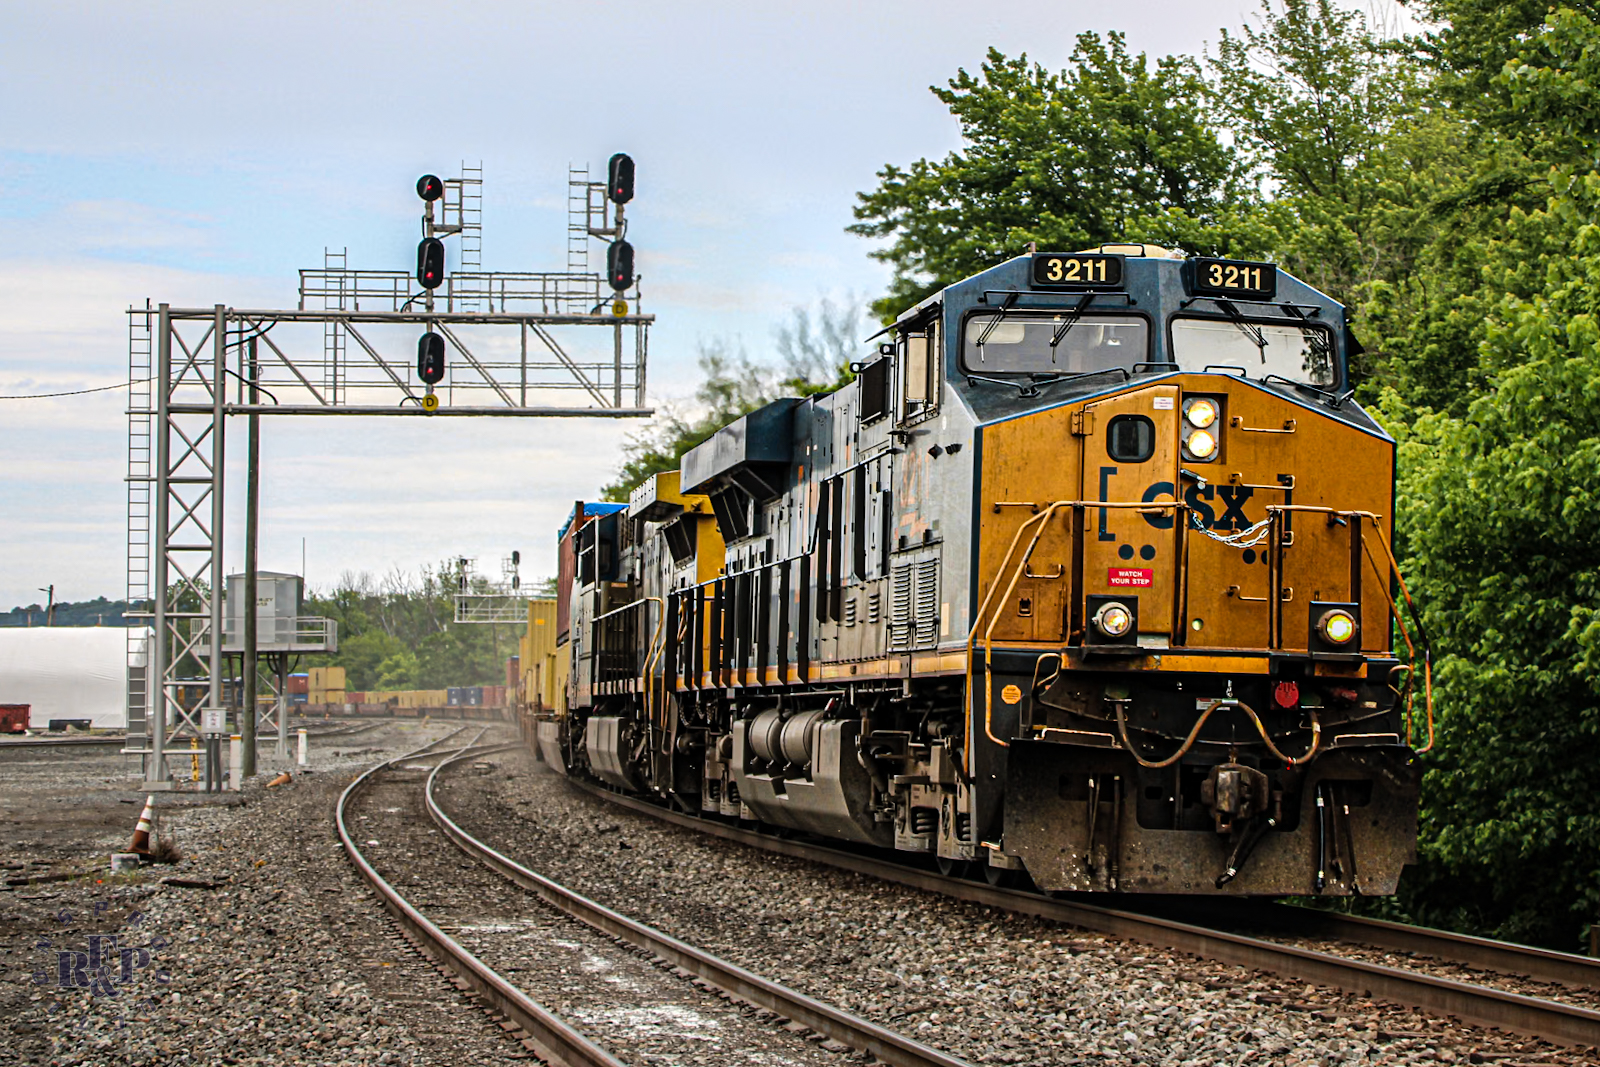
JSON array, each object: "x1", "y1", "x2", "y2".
[
  {"x1": 229, "y1": 734, "x2": 243, "y2": 791},
  {"x1": 297, "y1": 728, "x2": 307, "y2": 766}
]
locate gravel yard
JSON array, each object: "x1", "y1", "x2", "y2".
[
  {"x1": 1, "y1": 721, "x2": 536, "y2": 1066},
  {"x1": 445, "y1": 747, "x2": 1592, "y2": 1067},
  {"x1": 5, "y1": 725, "x2": 1589, "y2": 1067}
]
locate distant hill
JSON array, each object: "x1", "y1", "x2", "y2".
[{"x1": 0, "y1": 597, "x2": 141, "y2": 627}]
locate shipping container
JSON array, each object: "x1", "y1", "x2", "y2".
[
  {"x1": 465, "y1": 686, "x2": 483, "y2": 706},
  {"x1": 0, "y1": 704, "x2": 29, "y2": 733},
  {"x1": 506, "y1": 656, "x2": 520, "y2": 687},
  {"x1": 308, "y1": 665, "x2": 347, "y2": 691},
  {"x1": 447, "y1": 687, "x2": 463, "y2": 706},
  {"x1": 287, "y1": 673, "x2": 309, "y2": 695}
]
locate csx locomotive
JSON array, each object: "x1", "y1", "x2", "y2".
[{"x1": 532, "y1": 245, "x2": 1427, "y2": 896}]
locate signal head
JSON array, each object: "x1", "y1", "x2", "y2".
[
  {"x1": 417, "y1": 237, "x2": 446, "y2": 289},
  {"x1": 417, "y1": 174, "x2": 445, "y2": 202},
  {"x1": 417, "y1": 331, "x2": 446, "y2": 385},
  {"x1": 607, "y1": 153, "x2": 635, "y2": 204},
  {"x1": 607, "y1": 239, "x2": 635, "y2": 292}
]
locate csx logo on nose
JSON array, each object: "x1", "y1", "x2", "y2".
[{"x1": 1139, "y1": 481, "x2": 1254, "y2": 531}]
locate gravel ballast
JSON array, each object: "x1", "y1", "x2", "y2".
[
  {"x1": 361, "y1": 751, "x2": 856, "y2": 1067},
  {"x1": 1, "y1": 721, "x2": 536, "y2": 1066},
  {"x1": 444, "y1": 747, "x2": 1594, "y2": 1067}
]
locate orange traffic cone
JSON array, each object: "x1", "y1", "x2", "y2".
[{"x1": 128, "y1": 795, "x2": 155, "y2": 855}]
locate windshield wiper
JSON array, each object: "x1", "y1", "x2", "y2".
[
  {"x1": 1263, "y1": 374, "x2": 1355, "y2": 409},
  {"x1": 965, "y1": 365, "x2": 1129, "y2": 398},
  {"x1": 1046, "y1": 291, "x2": 1096, "y2": 358},
  {"x1": 1216, "y1": 298, "x2": 1268, "y2": 356},
  {"x1": 973, "y1": 290, "x2": 1020, "y2": 357}
]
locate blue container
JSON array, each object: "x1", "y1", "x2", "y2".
[
  {"x1": 465, "y1": 686, "x2": 483, "y2": 706},
  {"x1": 447, "y1": 687, "x2": 464, "y2": 706}
]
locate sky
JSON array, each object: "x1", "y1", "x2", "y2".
[{"x1": 0, "y1": 0, "x2": 1284, "y2": 609}]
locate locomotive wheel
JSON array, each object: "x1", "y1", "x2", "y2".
[
  {"x1": 936, "y1": 856, "x2": 970, "y2": 879},
  {"x1": 984, "y1": 862, "x2": 1020, "y2": 888}
]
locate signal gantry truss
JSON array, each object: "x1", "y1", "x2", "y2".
[{"x1": 124, "y1": 163, "x2": 654, "y2": 784}]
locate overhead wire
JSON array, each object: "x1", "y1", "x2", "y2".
[{"x1": 0, "y1": 379, "x2": 145, "y2": 400}]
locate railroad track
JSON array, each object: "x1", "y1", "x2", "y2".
[
  {"x1": 0, "y1": 735, "x2": 128, "y2": 748},
  {"x1": 569, "y1": 776, "x2": 1600, "y2": 1050},
  {"x1": 341, "y1": 730, "x2": 974, "y2": 1067}
]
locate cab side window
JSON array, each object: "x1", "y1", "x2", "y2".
[{"x1": 898, "y1": 317, "x2": 940, "y2": 423}]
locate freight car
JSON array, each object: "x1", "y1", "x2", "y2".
[{"x1": 535, "y1": 245, "x2": 1429, "y2": 896}]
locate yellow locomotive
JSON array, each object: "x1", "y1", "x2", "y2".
[{"x1": 535, "y1": 245, "x2": 1427, "y2": 896}]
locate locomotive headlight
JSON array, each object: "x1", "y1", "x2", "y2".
[
  {"x1": 1317, "y1": 608, "x2": 1357, "y2": 646},
  {"x1": 1183, "y1": 397, "x2": 1219, "y2": 428},
  {"x1": 1093, "y1": 601, "x2": 1134, "y2": 638},
  {"x1": 1185, "y1": 428, "x2": 1219, "y2": 460}
]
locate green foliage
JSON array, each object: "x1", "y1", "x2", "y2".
[
  {"x1": 1388, "y1": 181, "x2": 1600, "y2": 946},
  {"x1": 303, "y1": 564, "x2": 515, "y2": 691},
  {"x1": 848, "y1": 2, "x2": 1600, "y2": 947},
  {"x1": 849, "y1": 34, "x2": 1242, "y2": 320},
  {"x1": 0, "y1": 596, "x2": 138, "y2": 628},
  {"x1": 602, "y1": 299, "x2": 864, "y2": 502},
  {"x1": 1204, "y1": 1, "x2": 1441, "y2": 301}
]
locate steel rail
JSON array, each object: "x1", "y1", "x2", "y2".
[
  {"x1": 570, "y1": 778, "x2": 1600, "y2": 1048},
  {"x1": 338, "y1": 733, "x2": 626, "y2": 1067},
  {"x1": 428, "y1": 748, "x2": 978, "y2": 1067},
  {"x1": 1255, "y1": 904, "x2": 1600, "y2": 991},
  {"x1": 0, "y1": 736, "x2": 128, "y2": 748}
]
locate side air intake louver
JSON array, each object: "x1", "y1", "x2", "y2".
[{"x1": 888, "y1": 551, "x2": 940, "y2": 651}]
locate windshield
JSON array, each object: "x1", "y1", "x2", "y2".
[
  {"x1": 1171, "y1": 317, "x2": 1336, "y2": 386},
  {"x1": 962, "y1": 313, "x2": 1147, "y2": 375}
]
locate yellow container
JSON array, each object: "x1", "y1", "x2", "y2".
[{"x1": 308, "y1": 666, "x2": 346, "y2": 692}]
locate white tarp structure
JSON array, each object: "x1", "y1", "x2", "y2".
[{"x1": 0, "y1": 627, "x2": 143, "y2": 729}]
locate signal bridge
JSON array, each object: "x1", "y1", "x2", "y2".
[
  {"x1": 453, "y1": 555, "x2": 533, "y2": 625},
  {"x1": 125, "y1": 158, "x2": 649, "y2": 787}
]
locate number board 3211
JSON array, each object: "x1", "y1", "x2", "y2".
[
  {"x1": 1191, "y1": 257, "x2": 1277, "y2": 299},
  {"x1": 1031, "y1": 253, "x2": 1124, "y2": 289}
]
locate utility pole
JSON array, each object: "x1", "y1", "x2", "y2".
[
  {"x1": 37, "y1": 585, "x2": 54, "y2": 626},
  {"x1": 242, "y1": 338, "x2": 260, "y2": 777}
]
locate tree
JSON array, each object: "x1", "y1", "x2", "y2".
[
  {"x1": 1349, "y1": 2, "x2": 1600, "y2": 413},
  {"x1": 1386, "y1": 179, "x2": 1600, "y2": 946},
  {"x1": 850, "y1": 34, "x2": 1242, "y2": 320},
  {"x1": 303, "y1": 561, "x2": 511, "y2": 690},
  {"x1": 1204, "y1": 0, "x2": 1430, "y2": 295}
]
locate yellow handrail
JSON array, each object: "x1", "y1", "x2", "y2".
[{"x1": 965, "y1": 498, "x2": 1182, "y2": 775}]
